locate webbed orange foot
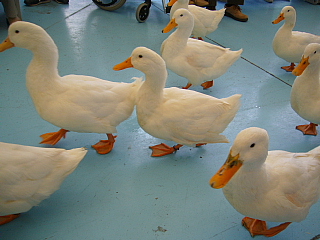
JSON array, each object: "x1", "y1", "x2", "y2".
[
  {"x1": 40, "y1": 129, "x2": 69, "y2": 145},
  {"x1": 296, "y1": 123, "x2": 318, "y2": 135},
  {"x1": 281, "y1": 62, "x2": 295, "y2": 72},
  {"x1": 242, "y1": 217, "x2": 291, "y2": 237},
  {"x1": 182, "y1": 83, "x2": 192, "y2": 89},
  {"x1": 0, "y1": 214, "x2": 20, "y2": 225},
  {"x1": 92, "y1": 134, "x2": 117, "y2": 154},
  {"x1": 149, "y1": 143, "x2": 183, "y2": 157},
  {"x1": 196, "y1": 143, "x2": 207, "y2": 147},
  {"x1": 201, "y1": 80, "x2": 214, "y2": 89}
]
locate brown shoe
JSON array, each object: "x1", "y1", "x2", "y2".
[
  {"x1": 194, "y1": 0, "x2": 209, "y2": 7},
  {"x1": 225, "y1": 5, "x2": 248, "y2": 22}
]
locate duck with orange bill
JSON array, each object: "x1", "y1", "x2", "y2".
[
  {"x1": 168, "y1": 0, "x2": 225, "y2": 40},
  {"x1": 209, "y1": 127, "x2": 320, "y2": 237},
  {"x1": 291, "y1": 43, "x2": 320, "y2": 135},
  {"x1": 0, "y1": 21, "x2": 142, "y2": 154},
  {"x1": 272, "y1": 6, "x2": 320, "y2": 72},
  {"x1": 161, "y1": 8, "x2": 242, "y2": 90},
  {"x1": 114, "y1": 47, "x2": 241, "y2": 157}
]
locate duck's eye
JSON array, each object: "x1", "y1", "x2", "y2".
[
  {"x1": 287, "y1": 9, "x2": 290, "y2": 12},
  {"x1": 138, "y1": 55, "x2": 143, "y2": 58},
  {"x1": 180, "y1": 14, "x2": 183, "y2": 17},
  {"x1": 250, "y1": 143, "x2": 255, "y2": 148},
  {"x1": 314, "y1": 51, "x2": 317, "y2": 54},
  {"x1": 15, "y1": 30, "x2": 19, "y2": 34}
]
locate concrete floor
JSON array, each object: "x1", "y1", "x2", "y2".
[{"x1": 0, "y1": 0, "x2": 319, "y2": 239}]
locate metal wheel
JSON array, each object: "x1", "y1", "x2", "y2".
[
  {"x1": 92, "y1": 0, "x2": 126, "y2": 11},
  {"x1": 136, "y1": 3, "x2": 150, "y2": 23}
]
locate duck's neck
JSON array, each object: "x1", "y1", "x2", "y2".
[
  {"x1": 280, "y1": 17, "x2": 295, "y2": 33},
  {"x1": 137, "y1": 67, "x2": 167, "y2": 112},
  {"x1": 168, "y1": 25, "x2": 192, "y2": 47},
  {"x1": 227, "y1": 162, "x2": 268, "y2": 198},
  {"x1": 26, "y1": 39, "x2": 60, "y2": 94},
  {"x1": 295, "y1": 63, "x2": 320, "y2": 93}
]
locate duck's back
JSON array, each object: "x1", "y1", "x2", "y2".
[{"x1": 0, "y1": 142, "x2": 87, "y2": 215}]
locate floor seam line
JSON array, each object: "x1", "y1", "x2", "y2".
[
  {"x1": 43, "y1": 3, "x2": 93, "y2": 30},
  {"x1": 205, "y1": 36, "x2": 292, "y2": 87}
]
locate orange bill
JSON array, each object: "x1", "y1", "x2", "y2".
[
  {"x1": 292, "y1": 56, "x2": 309, "y2": 76},
  {"x1": 0, "y1": 37, "x2": 14, "y2": 52},
  {"x1": 167, "y1": 0, "x2": 178, "y2": 6},
  {"x1": 272, "y1": 13, "x2": 284, "y2": 24},
  {"x1": 113, "y1": 57, "x2": 133, "y2": 71},
  {"x1": 209, "y1": 152, "x2": 242, "y2": 189},
  {"x1": 162, "y1": 18, "x2": 178, "y2": 33}
]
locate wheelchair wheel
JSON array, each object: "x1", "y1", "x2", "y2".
[
  {"x1": 136, "y1": 3, "x2": 150, "y2": 23},
  {"x1": 92, "y1": 0, "x2": 126, "y2": 11}
]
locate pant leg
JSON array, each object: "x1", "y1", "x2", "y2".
[
  {"x1": 1, "y1": 0, "x2": 22, "y2": 19},
  {"x1": 226, "y1": 0, "x2": 244, "y2": 5},
  {"x1": 207, "y1": 0, "x2": 217, "y2": 8}
]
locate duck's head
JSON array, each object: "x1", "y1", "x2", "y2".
[
  {"x1": 272, "y1": 6, "x2": 296, "y2": 24},
  {"x1": 209, "y1": 127, "x2": 269, "y2": 189},
  {"x1": 113, "y1": 46, "x2": 166, "y2": 74},
  {"x1": 167, "y1": 0, "x2": 188, "y2": 6},
  {"x1": 162, "y1": 8, "x2": 194, "y2": 33},
  {"x1": 293, "y1": 43, "x2": 320, "y2": 76},
  {"x1": 0, "y1": 21, "x2": 52, "y2": 52}
]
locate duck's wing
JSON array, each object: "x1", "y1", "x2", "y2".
[
  {"x1": 185, "y1": 39, "x2": 229, "y2": 68},
  {"x1": 266, "y1": 148, "x2": 320, "y2": 209},
  {"x1": 292, "y1": 31, "x2": 320, "y2": 46},
  {"x1": 0, "y1": 142, "x2": 87, "y2": 214},
  {"x1": 190, "y1": 7, "x2": 225, "y2": 34},
  {"x1": 46, "y1": 75, "x2": 141, "y2": 131},
  {"x1": 159, "y1": 88, "x2": 237, "y2": 143}
]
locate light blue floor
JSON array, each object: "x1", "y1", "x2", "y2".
[{"x1": 0, "y1": 0, "x2": 320, "y2": 239}]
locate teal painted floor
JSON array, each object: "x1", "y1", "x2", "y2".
[{"x1": 0, "y1": 0, "x2": 320, "y2": 239}]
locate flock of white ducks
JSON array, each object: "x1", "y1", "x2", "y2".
[{"x1": 0, "y1": 4, "x2": 320, "y2": 238}]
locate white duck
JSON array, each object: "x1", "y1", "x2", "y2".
[
  {"x1": 0, "y1": 21, "x2": 142, "y2": 154},
  {"x1": 161, "y1": 8, "x2": 242, "y2": 89},
  {"x1": 272, "y1": 6, "x2": 320, "y2": 72},
  {"x1": 0, "y1": 142, "x2": 87, "y2": 225},
  {"x1": 114, "y1": 47, "x2": 241, "y2": 157},
  {"x1": 291, "y1": 43, "x2": 320, "y2": 135},
  {"x1": 168, "y1": 0, "x2": 225, "y2": 40},
  {"x1": 209, "y1": 127, "x2": 320, "y2": 237}
]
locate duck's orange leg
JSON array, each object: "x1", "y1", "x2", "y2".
[
  {"x1": 196, "y1": 143, "x2": 207, "y2": 147},
  {"x1": 281, "y1": 62, "x2": 295, "y2": 72},
  {"x1": 201, "y1": 80, "x2": 214, "y2": 89},
  {"x1": 242, "y1": 217, "x2": 291, "y2": 237},
  {"x1": 149, "y1": 143, "x2": 183, "y2": 157},
  {"x1": 0, "y1": 214, "x2": 20, "y2": 225},
  {"x1": 40, "y1": 129, "x2": 69, "y2": 145},
  {"x1": 182, "y1": 83, "x2": 192, "y2": 89},
  {"x1": 92, "y1": 134, "x2": 117, "y2": 154},
  {"x1": 296, "y1": 123, "x2": 318, "y2": 135}
]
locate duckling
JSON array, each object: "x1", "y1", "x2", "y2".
[
  {"x1": 114, "y1": 47, "x2": 241, "y2": 157},
  {"x1": 0, "y1": 21, "x2": 142, "y2": 154}
]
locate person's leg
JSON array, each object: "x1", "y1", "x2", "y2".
[
  {"x1": 206, "y1": 0, "x2": 217, "y2": 10},
  {"x1": 1, "y1": 0, "x2": 22, "y2": 24},
  {"x1": 225, "y1": 0, "x2": 248, "y2": 22}
]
